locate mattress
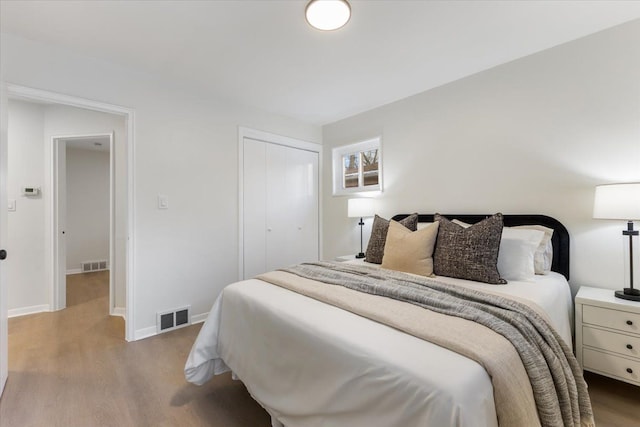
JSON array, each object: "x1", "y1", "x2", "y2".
[{"x1": 185, "y1": 269, "x2": 573, "y2": 427}]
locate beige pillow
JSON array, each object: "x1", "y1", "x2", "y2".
[{"x1": 381, "y1": 220, "x2": 440, "y2": 277}]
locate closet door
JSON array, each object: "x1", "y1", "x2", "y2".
[
  {"x1": 243, "y1": 137, "x2": 319, "y2": 279},
  {"x1": 243, "y1": 139, "x2": 267, "y2": 279},
  {"x1": 285, "y1": 146, "x2": 318, "y2": 266},
  {"x1": 265, "y1": 143, "x2": 318, "y2": 272},
  {"x1": 264, "y1": 143, "x2": 290, "y2": 272}
]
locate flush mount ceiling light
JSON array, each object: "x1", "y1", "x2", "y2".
[{"x1": 305, "y1": 0, "x2": 351, "y2": 31}]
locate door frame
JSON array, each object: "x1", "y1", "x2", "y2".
[
  {"x1": 0, "y1": 82, "x2": 9, "y2": 396},
  {"x1": 5, "y1": 84, "x2": 137, "y2": 342},
  {"x1": 52, "y1": 133, "x2": 115, "y2": 313},
  {"x1": 237, "y1": 127, "x2": 323, "y2": 280}
]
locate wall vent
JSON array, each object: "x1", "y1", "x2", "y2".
[
  {"x1": 81, "y1": 260, "x2": 109, "y2": 273},
  {"x1": 156, "y1": 306, "x2": 191, "y2": 334}
]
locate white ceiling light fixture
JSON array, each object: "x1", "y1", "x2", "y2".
[{"x1": 305, "y1": 0, "x2": 351, "y2": 31}]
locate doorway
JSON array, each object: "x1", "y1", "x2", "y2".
[
  {"x1": 3, "y1": 84, "x2": 136, "y2": 342},
  {"x1": 1, "y1": 85, "x2": 135, "y2": 398},
  {"x1": 52, "y1": 133, "x2": 115, "y2": 313}
]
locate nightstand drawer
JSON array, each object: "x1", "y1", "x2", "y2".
[
  {"x1": 583, "y1": 348, "x2": 640, "y2": 385},
  {"x1": 583, "y1": 305, "x2": 640, "y2": 335},
  {"x1": 583, "y1": 326, "x2": 640, "y2": 358}
]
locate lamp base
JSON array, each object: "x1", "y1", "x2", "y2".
[
  {"x1": 615, "y1": 288, "x2": 640, "y2": 302},
  {"x1": 355, "y1": 252, "x2": 366, "y2": 259}
]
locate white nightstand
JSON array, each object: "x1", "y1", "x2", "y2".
[{"x1": 575, "y1": 286, "x2": 640, "y2": 387}]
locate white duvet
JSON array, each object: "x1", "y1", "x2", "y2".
[{"x1": 185, "y1": 270, "x2": 573, "y2": 427}]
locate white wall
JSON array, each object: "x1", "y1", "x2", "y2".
[
  {"x1": 7, "y1": 100, "x2": 127, "y2": 313},
  {"x1": 6, "y1": 100, "x2": 47, "y2": 313},
  {"x1": 65, "y1": 147, "x2": 110, "y2": 272},
  {"x1": 1, "y1": 33, "x2": 321, "y2": 339},
  {"x1": 323, "y1": 20, "x2": 640, "y2": 296}
]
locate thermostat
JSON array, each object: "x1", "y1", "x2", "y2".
[{"x1": 22, "y1": 186, "x2": 40, "y2": 196}]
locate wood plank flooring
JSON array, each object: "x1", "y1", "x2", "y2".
[
  {"x1": 1, "y1": 271, "x2": 639, "y2": 426},
  {"x1": 0, "y1": 272, "x2": 270, "y2": 427},
  {"x1": 584, "y1": 371, "x2": 640, "y2": 427}
]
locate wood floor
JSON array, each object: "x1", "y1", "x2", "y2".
[
  {"x1": 0, "y1": 271, "x2": 270, "y2": 427},
  {"x1": 1, "y1": 271, "x2": 639, "y2": 426}
]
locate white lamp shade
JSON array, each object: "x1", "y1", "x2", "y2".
[
  {"x1": 593, "y1": 183, "x2": 640, "y2": 220},
  {"x1": 348, "y1": 198, "x2": 375, "y2": 218},
  {"x1": 305, "y1": 0, "x2": 351, "y2": 31}
]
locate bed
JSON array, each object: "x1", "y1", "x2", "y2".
[{"x1": 185, "y1": 214, "x2": 591, "y2": 427}]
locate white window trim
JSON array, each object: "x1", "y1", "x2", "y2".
[{"x1": 332, "y1": 137, "x2": 382, "y2": 195}]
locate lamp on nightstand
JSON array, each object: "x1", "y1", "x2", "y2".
[
  {"x1": 593, "y1": 183, "x2": 640, "y2": 301},
  {"x1": 348, "y1": 198, "x2": 375, "y2": 259}
]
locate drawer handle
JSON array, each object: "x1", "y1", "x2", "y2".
[
  {"x1": 627, "y1": 344, "x2": 634, "y2": 350},
  {"x1": 627, "y1": 320, "x2": 634, "y2": 326},
  {"x1": 626, "y1": 368, "x2": 633, "y2": 374}
]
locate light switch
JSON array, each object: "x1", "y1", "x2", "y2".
[
  {"x1": 158, "y1": 195, "x2": 169, "y2": 210},
  {"x1": 8, "y1": 199, "x2": 16, "y2": 211}
]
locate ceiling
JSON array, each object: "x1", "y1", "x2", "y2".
[{"x1": 2, "y1": 1, "x2": 640, "y2": 125}]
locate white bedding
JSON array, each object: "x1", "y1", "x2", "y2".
[{"x1": 185, "y1": 268, "x2": 573, "y2": 427}]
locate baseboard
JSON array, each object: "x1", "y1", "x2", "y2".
[
  {"x1": 134, "y1": 312, "x2": 207, "y2": 341},
  {"x1": 134, "y1": 326, "x2": 158, "y2": 341},
  {"x1": 8, "y1": 304, "x2": 50, "y2": 318},
  {"x1": 111, "y1": 307, "x2": 126, "y2": 318},
  {"x1": 191, "y1": 312, "x2": 208, "y2": 324},
  {"x1": 0, "y1": 374, "x2": 6, "y2": 398},
  {"x1": 67, "y1": 268, "x2": 110, "y2": 275}
]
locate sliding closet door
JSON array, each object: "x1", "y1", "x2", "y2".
[
  {"x1": 264, "y1": 143, "x2": 291, "y2": 272},
  {"x1": 283, "y1": 145, "x2": 318, "y2": 267},
  {"x1": 243, "y1": 138, "x2": 268, "y2": 279},
  {"x1": 243, "y1": 137, "x2": 319, "y2": 279},
  {"x1": 264, "y1": 143, "x2": 319, "y2": 272}
]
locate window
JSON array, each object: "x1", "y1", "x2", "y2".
[{"x1": 332, "y1": 137, "x2": 382, "y2": 195}]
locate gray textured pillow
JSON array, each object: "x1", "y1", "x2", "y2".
[
  {"x1": 433, "y1": 213, "x2": 506, "y2": 284},
  {"x1": 365, "y1": 213, "x2": 419, "y2": 264}
]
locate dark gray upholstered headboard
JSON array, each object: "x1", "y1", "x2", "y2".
[{"x1": 391, "y1": 214, "x2": 570, "y2": 281}]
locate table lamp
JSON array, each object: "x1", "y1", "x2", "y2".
[
  {"x1": 593, "y1": 183, "x2": 640, "y2": 301},
  {"x1": 348, "y1": 198, "x2": 375, "y2": 259}
]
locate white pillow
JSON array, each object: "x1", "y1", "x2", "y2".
[
  {"x1": 513, "y1": 225, "x2": 554, "y2": 275},
  {"x1": 451, "y1": 219, "x2": 544, "y2": 281},
  {"x1": 416, "y1": 222, "x2": 434, "y2": 230},
  {"x1": 498, "y1": 228, "x2": 545, "y2": 281}
]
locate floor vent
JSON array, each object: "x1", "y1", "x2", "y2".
[
  {"x1": 156, "y1": 306, "x2": 191, "y2": 334},
  {"x1": 81, "y1": 260, "x2": 109, "y2": 273}
]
